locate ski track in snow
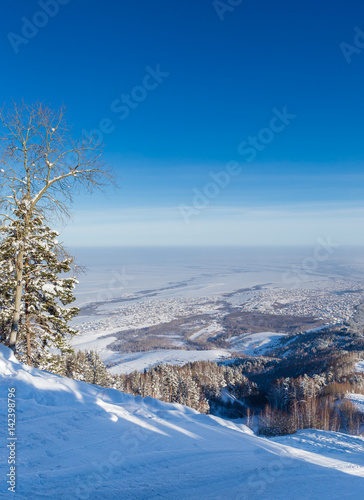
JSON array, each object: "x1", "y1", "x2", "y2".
[{"x1": 1, "y1": 344, "x2": 364, "y2": 499}]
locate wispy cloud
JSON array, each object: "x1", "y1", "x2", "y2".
[{"x1": 61, "y1": 202, "x2": 364, "y2": 247}]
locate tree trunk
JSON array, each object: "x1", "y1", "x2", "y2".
[
  {"x1": 25, "y1": 267, "x2": 32, "y2": 366},
  {"x1": 26, "y1": 323, "x2": 31, "y2": 365},
  {"x1": 9, "y1": 250, "x2": 24, "y2": 352}
]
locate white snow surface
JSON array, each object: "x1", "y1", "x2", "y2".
[
  {"x1": 346, "y1": 393, "x2": 364, "y2": 414},
  {"x1": 229, "y1": 331, "x2": 287, "y2": 356},
  {"x1": 355, "y1": 360, "x2": 364, "y2": 373},
  {"x1": 107, "y1": 348, "x2": 231, "y2": 375},
  {"x1": 189, "y1": 322, "x2": 222, "y2": 341},
  {"x1": 1, "y1": 345, "x2": 364, "y2": 499}
]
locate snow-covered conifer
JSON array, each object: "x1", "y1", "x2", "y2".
[
  {"x1": 86, "y1": 350, "x2": 113, "y2": 387},
  {"x1": 0, "y1": 204, "x2": 79, "y2": 370}
]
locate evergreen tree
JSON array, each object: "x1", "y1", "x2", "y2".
[
  {"x1": 161, "y1": 365, "x2": 179, "y2": 402},
  {"x1": 86, "y1": 350, "x2": 113, "y2": 387},
  {"x1": 64, "y1": 351, "x2": 90, "y2": 381},
  {"x1": 0, "y1": 204, "x2": 79, "y2": 370}
]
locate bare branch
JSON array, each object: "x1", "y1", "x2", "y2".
[{"x1": 0, "y1": 101, "x2": 115, "y2": 221}]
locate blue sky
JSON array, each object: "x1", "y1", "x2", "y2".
[{"x1": 1, "y1": 0, "x2": 364, "y2": 245}]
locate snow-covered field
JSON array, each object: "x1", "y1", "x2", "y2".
[
  {"x1": 1, "y1": 344, "x2": 364, "y2": 499},
  {"x1": 72, "y1": 246, "x2": 297, "y2": 307},
  {"x1": 107, "y1": 348, "x2": 231, "y2": 375}
]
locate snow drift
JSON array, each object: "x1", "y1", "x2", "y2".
[{"x1": 1, "y1": 344, "x2": 364, "y2": 499}]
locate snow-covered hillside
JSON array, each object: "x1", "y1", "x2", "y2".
[
  {"x1": 1, "y1": 345, "x2": 364, "y2": 499},
  {"x1": 107, "y1": 348, "x2": 231, "y2": 375}
]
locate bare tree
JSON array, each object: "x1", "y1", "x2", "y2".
[{"x1": 0, "y1": 102, "x2": 114, "y2": 352}]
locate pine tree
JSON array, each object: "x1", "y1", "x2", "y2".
[
  {"x1": 64, "y1": 351, "x2": 90, "y2": 381},
  {"x1": 0, "y1": 203, "x2": 79, "y2": 370},
  {"x1": 86, "y1": 350, "x2": 113, "y2": 387},
  {"x1": 161, "y1": 365, "x2": 179, "y2": 402}
]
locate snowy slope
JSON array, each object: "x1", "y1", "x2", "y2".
[
  {"x1": 1, "y1": 345, "x2": 364, "y2": 499},
  {"x1": 107, "y1": 348, "x2": 231, "y2": 375},
  {"x1": 346, "y1": 393, "x2": 364, "y2": 414},
  {"x1": 355, "y1": 360, "x2": 364, "y2": 372},
  {"x1": 228, "y1": 331, "x2": 287, "y2": 356}
]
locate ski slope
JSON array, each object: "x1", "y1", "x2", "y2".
[
  {"x1": 107, "y1": 348, "x2": 231, "y2": 375},
  {"x1": 1, "y1": 344, "x2": 364, "y2": 499}
]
